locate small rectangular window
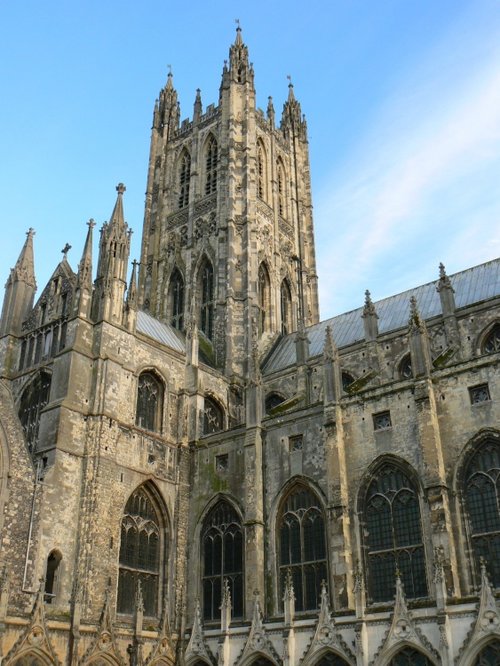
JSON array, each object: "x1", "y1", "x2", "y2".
[
  {"x1": 215, "y1": 454, "x2": 228, "y2": 472},
  {"x1": 373, "y1": 411, "x2": 392, "y2": 431},
  {"x1": 469, "y1": 384, "x2": 491, "y2": 404},
  {"x1": 289, "y1": 434, "x2": 303, "y2": 452}
]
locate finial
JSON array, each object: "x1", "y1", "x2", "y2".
[
  {"x1": 27, "y1": 227, "x2": 35, "y2": 238},
  {"x1": 362, "y1": 289, "x2": 378, "y2": 319},
  {"x1": 61, "y1": 243, "x2": 72, "y2": 257},
  {"x1": 287, "y1": 74, "x2": 292, "y2": 86},
  {"x1": 116, "y1": 183, "x2": 126, "y2": 195},
  {"x1": 167, "y1": 64, "x2": 172, "y2": 76},
  {"x1": 87, "y1": 218, "x2": 96, "y2": 230},
  {"x1": 439, "y1": 262, "x2": 446, "y2": 278}
]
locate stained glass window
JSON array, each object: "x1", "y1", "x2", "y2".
[
  {"x1": 202, "y1": 502, "x2": 243, "y2": 621},
  {"x1": 278, "y1": 487, "x2": 327, "y2": 612},
  {"x1": 178, "y1": 150, "x2": 191, "y2": 209},
  {"x1": 136, "y1": 372, "x2": 163, "y2": 433},
  {"x1": 483, "y1": 324, "x2": 500, "y2": 354},
  {"x1": 205, "y1": 136, "x2": 218, "y2": 195},
  {"x1": 18, "y1": 371, "x2": 51, "y2": 454},
  {"x1": 464, "y1": 439, "x2": 500, "y2": 587},
  {"x1": 169, "y1": 268, "x2": 184, "y2": 330},
  {"x1": 364, "y1": 463, "x2": 427, "y2": 602},
  {"x1": 118, "y1": 487, "x2": 163, "y2": 616}
]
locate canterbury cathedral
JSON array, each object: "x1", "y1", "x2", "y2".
[{"x1": 1, "y1": 28, "x2": 500, "y2": 666}]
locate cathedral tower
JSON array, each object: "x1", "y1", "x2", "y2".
[{"x1": 138, "y1": 28, "x2": 319, "y2": 377}]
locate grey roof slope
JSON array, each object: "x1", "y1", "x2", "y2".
[
  {"x1": 137, "y1": 310, "x2": 185, "y2": 353},
  {"x1": 263, "y1": 258, "x2": 500, "y2": 374}
]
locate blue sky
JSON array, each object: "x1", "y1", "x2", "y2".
[{"x1": 1, "y1": 1, "x2": 499, "y2": 319}]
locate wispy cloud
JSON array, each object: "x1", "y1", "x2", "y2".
[{"x1": 315, "y1": 12, "x2": 500, "y2": 317}]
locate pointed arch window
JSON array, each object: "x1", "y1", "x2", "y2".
[
  {"x1": 18, "y1": 371, "x2": 51, "y2": 454},
  {"x1": 265, "y1": 392, "x2": 285, "y2": 414},
  {"x1": 178, "y1": 150, "x2": 191, "y2": 209},
  {"x1": 463, "y1": 438, "x2": 500, "y2": 587},
  {"x1": 118, "y1": 486, "x2": 164, "y2": 616},
  {"x1": 280, "y1": 279, "x2": 293, "y2": 335},
  {"x1": 202, "y1": 501, "x2": 243, "y2": 621},
  {"x1": 483, "y1": 324, "x2": 500, "y2": 354},
  {"x1": 44, "y1": 550, "x2": 62, "y2": 604},
  {"x1": 205, "y1": 136, "x2": 218, "y2": 195},
  {"x1": 204, "y1": 396, "x2": 224, "y2": 435},
  {"x1": 399, "y1": 354, "x2": 412, "y2": 379},
  {"x1": 473, "y1": 640, "x2": 500, "y2": 665},
  {"x1": 363, "y1": 463, "x2": 427, "y2": 603},
  {"x1": 136, "y1": 371, "x2": 164, "y2": 433},
  {"x1": 389, "y1": 647, "x2": 433, "y2": 665},
  {"x1": 169, "y1": 268, "x2": 184, "y2": 330},
  {"x1": 200, "y1": 259, "x2": 215, "y2": 340},
  {"x1": 258, "y1": 263, "x2": 271, "y2": 335},
  {"x1": 278, "y1": 486, "x2": 327, "y2": 612},
  {"x1": 257, "y1": 143, "x2": 267, "y2": 201},
  {"x1": 277, "y1": 161, "x2": 286, "y2": 217},
  {"x1": 315, "y1": 654, "x2": 351, "y2": 666}
]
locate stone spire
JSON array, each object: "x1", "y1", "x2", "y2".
[
  {"x1": 436, "y1": 262, "x2": 456, "y2": 316},
  {"x1": 156, "y1": 69, "x2": 180, "y2": 134},
  {"x1": 0, "y1": 228, "x2": 37, "y2": 336},
  {"x1": 362, "y1": 289, "x2": 379, "y2": 341},
  {"x1": 193, "y1": 88, "x2": 202, "y2": 122},
  {"x1": 74, "y1": 219, "x2": 95, "y2": 318},
  {"x1": 267, "y1": 96, "x2": 275, "y2": 126},
  {"x1": 228, "y1": 24, "x2": 254, "y2": 87},
  {"x1": 93, "y1": 184, "x2": 131, "y2": 324},
  {"x1": 281, "y1": 79, "x2": 307, "y2": 140},
  {"x1": 408, "y1": 296, "x2": 432, "y2": 377}
]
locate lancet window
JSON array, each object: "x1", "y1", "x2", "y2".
[
  {"x1": 257, "y1": 143, "x2": 267, "y2": 201},
  {"x1": 363, "y1": 462, "x2": 427, "y2": 602},
  {"x1": 44, "y1": 550, "x2": 62, "y2": 604},
  {"x1": 136, "y1": 371, "x2": 163, "y2": 433},
  {"x1": 278, "y1": 486, "x2": 327, "y2": 612},
  {"x1": 277, "y1": 160, "x2": 286, "y2": 217},
  {"x1": 169, "y1": 268, "x2": 184, "y2": 330},
  {"x1": 205, "y1": 136, "x2": 218, "y2": 195},
  {"x1": 399, "y1": 354, "x2": 413, "y2": 379},
  {"x1": 200, "y1": 259, "x2": 214, "y2": 340},
  {"x1": 178, "y1": 150, "x2": 191, "y2": 209},
  {"x1": 117, "y1": 486, "x2": 163, "y2": 616},
  {"x1": 258, "y1": 263, "x2": 271, "y2": 335},
  {"x1": 203, "y1": 396, "x2": 224, "y2": 435},
  {"x1": 463, "y1": 438, "x2": 500, "y2": 587},
  {"x1": 483, "y1": 324, "x2": 500, "y2": 354},
  {"x1": 201, "y1": 501, "x2": 243, "y2": 621},
  {"x1": 280, "y1": 279, "x2": 293, "y2": 335},
  {"x1": 18, "y1": 371, "x2": 51, "y2": 454}
]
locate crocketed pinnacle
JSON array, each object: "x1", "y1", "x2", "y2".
[
  {"x1": 362, "y1": 289, "x2": 378, "y2": 318},
  {"x1": 77, "y1": 219, "x2": 95, "y2": 291},
  {"x1": 11, "y1": 228, "x2": 36, "y2": 289},
  {"x1": 108, "y1": 183, "x2": 127, "y2": 233}
]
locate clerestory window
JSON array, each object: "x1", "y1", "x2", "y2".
[
  {"x1": 278, "y1": 486, "x2": 327, "y2": 612},
  {"x1": 363, "y1": 463, "x2": 427, "y2": 603},
  {"x1": 202, "y1": 501, "x2": 243, "y2": 621},
  {"x1": 464, "y1": 439, "x2": 500, "y2": 587},
  {"x1": 136, "y1": 371, "x2": 163, "y2": 433},
  {"x1": 483, "y1": 324, "x2": 500, "y2": 354}
]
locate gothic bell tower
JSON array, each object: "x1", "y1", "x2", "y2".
[{"x1": 138, "y1": 28, "x2": 319, "y2": 378}]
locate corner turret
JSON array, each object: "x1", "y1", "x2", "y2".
[{"x1": 0, "y1": 229, "x2": 37, "y2": 337}]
